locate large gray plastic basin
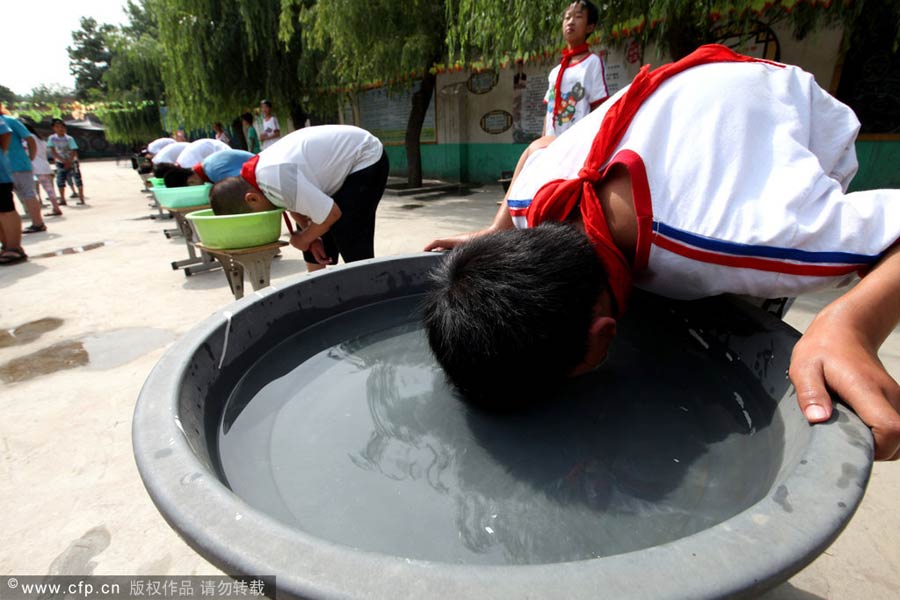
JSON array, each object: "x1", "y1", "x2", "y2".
[{"x1": 133, "y1": 253, "x2": 873, "y2": 599}]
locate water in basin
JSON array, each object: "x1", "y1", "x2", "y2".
[{"x1": 217, "y1": 294, "x2": 783, "y2": 565}]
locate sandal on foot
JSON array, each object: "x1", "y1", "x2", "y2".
[
  {"x1": 59, "y1": 199, "x2": 68, "y2": 206},
  {"x1": 23, "y1": 224, "x2": 47, "y2": 233},
  {"x1": 0, "y1": 248, "x2": 28, "y2": 265},
  {"x1": 45, "y1": 210, "x2": 63, "y2": 217}
]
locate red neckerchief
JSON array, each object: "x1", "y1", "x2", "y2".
[
  {"x1": 192, "y1": 163, "x2": 210, "y2": 183},
  {"x1": 529, "y1": 44, "x2": 782, "y2": 316},
  {"x1": 553, "y1": 43, "x2": 591, "y2": 121},
  {"x1": 240, "y1": 154, "x2": 262, "y2": 191}
]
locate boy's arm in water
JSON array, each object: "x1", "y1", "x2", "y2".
[{"x1": 790, "y1": 244, "x2": 900, "y2": 461}]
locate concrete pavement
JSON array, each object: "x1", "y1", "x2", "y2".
[{"x1": 0, "y1": 159, "x2": 897, "y2": 598}]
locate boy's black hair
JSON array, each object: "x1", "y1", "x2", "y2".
[
  {"x1": 241, "y1": 112, "x2": 254, "y2": 125},
  {"x1": 570, "y1": 0, "x2": 599, "y2": 25},
  {"x1": 260, "y1": 99, "x2": 273, "y2": 108},
  {"x1": 163, "y1": 166, "x2": 194, "y2": 188},
  {"x1": 153, "y1": 162, "x2": 178, "y2": 179},
  {"x1": 209, "y1": 176, "x2": 255, "y2": 215},
  {"x1": 51, "y1": 118, "x2": 65, "y2": 127},
  {"x1": 422, "y1": 222, "x2": 609, "y2": 411}
]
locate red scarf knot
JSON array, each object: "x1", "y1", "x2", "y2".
[
  {"x1": 577, "y1": 167, "x2": 601, "y2": 183},
  {"x1": 529, "y1": 44, "x2": 780, "y2": 317}
]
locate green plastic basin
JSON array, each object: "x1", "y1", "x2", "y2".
[
  {"x1": 148, "y1": 177, "x2": 166, "y2": 188},
  {"x1": 154, "y1": 184, "x2": 212, "y2": 209},
  {"x1": 186, "y1": 208, "x2": 285, "y2": 250}
]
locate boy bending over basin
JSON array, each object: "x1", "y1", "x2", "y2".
[
  {"x1": 210, "y1": 125, "x2": 389, "y2": 273},
  {"x1": 423, "y1": 45, "x2": 900, "y2": 461},
  {"x1": 162, "y1": 149, "x2": 254, "y2": 188}
]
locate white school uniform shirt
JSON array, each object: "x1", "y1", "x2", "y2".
[
  {"x1": 260, "y1": 116, "x2": 281, "y2": 151},
  {"x1": 175, "y1": 138, "x2": 231, "y2": 169},
  {"x1": 544, "y1": 53, "x2": 609, "y2": 137},
  {"x1": 252, "y1": 125, "x2": 383, "y2": 224},
  {"x1": 509, "y1": 60, "x2": 900, "y2": 300},
  {"x1": 151, "y1": 142, "x2": 189, "y2": 165},
  {"x1": 148, "y1": 137, "x2": 176, "y2": 154}
]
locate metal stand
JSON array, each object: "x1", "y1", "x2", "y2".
[
  {"x1": 166, "y1": 205, "x2": 220, "y2": 275},
  {"x1": 193, "y1": 241, "x2": 288, "y2": 299}
]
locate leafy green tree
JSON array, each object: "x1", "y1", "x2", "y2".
[
  {"x1": 68, "y1": 17, "x2": 116, "y2": 100},
  {"x1": 154, "y1": 0, "x2": 309, "y2": 131},
  {"x1": 104, "y1": 0, "x2": 164, "y2": 103},
  {"x1": 287, "y1": 0, "x2": 448, "y2": 187},
  {"x1": 28, "y1": 84, "x2": 75, "y2": 105},
  {"x1": 0, "y1": 84, "x2": 17, "y2": 106},
  {"x1": 447, "y1": 0, "x2": 868, "y2": 66}
]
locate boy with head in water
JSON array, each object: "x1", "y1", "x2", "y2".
[
  {"x1": 209, "y1": 125, "x2": 388, "y2": 273},
  {"x1": 423, "y1": 45, "x2": 900, "y2": 461}
]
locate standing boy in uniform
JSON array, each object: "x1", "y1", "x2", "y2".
[{"x1": 499, "y1": 0, "x2": 610, "y2": 205}]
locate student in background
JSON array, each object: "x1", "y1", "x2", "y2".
[
  {"x1": 258, "y1": 100, "x2": 281, "y2": 151},
  {"x1": 242, "y1": 113, "x2": 261, "y2": 154},
  {"x1": 47, "y1": 119, "x2": 85, "y2": 206},
  {"x1": 24, "y1": 124, "x2": 63, "y2": 217}
]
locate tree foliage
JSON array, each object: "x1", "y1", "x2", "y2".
[
  {"x1": 104, "y1": 0, "x2": 165, "y2": 103},
  {"x1": 28, "y1": 84, "x2": 75, "y2": 105},
  {"x1": 285, "y1": 0, "x2": 448, "y2": 186},
  {"x1": 94, "y1": 102, "x2": 164, "y2": 144},
  {"x1": 154, "y1": 0, "x2": 308, "y2": 129},
  {"x1": 68, "y1": 17, "x2": 116, "y2": 100},
  {"x1": 0, "y1": 84, "x2": 17, "y2": 106},
  {"x1": 447, "y1": 0, "x2": 870, "y2": 65}
]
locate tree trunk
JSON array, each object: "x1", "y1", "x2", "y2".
[
  {"x1": 289, "y1": 102, "x2": 308, "y2": 130},
  {"x1": 404, "y1": 69, "x2": 437, "y2": 188},
  {"x1": 231, "y1": 116, "x2": 247, "y2": 151}
]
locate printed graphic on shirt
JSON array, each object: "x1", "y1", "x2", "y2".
[{"x1": 547, "y1": 82, "x2": 586, "y2": 128}]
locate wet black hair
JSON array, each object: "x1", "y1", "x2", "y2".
[
  {"x1": 422, "y1": 222, "x2": 609, "y2": 410},
  {"x1": 241, "y1": 112, "x2": 254, "y2": 125},
  {"x1": 209, "y1": 176, "x2": 255, "y2": 215},
  {"x1": 163, "y1": 166, "x2": 195, "y2": 188},
  {"x1": 152, "y1": 162, "x2": 178, "y2": 179},
  {"x1": 51, "y1": 118, "x2": 65, "y2": 127},
  {"x1": 260, "y1": 99, "x2": 272, "y2": 108},
  {"x1": 570, "y1": 0, "x2": 599, "y2": 25}
]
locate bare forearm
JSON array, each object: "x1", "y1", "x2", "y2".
[
  {"x1": 292, "y1": 204, "x2": 341, "y2": 251},
  {"x1": 816, "y1": 245, "x2": 900, "y2": 348}
]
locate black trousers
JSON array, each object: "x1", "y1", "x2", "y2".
[{"x1": 302, "y1": 151, "x2": 389, "y2": 264}]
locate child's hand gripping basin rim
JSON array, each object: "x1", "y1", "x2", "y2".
[{"x1": 186, "y1": 208, "x2": 285, "y2": 250}]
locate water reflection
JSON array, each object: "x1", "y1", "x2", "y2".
[{"x1": 219, "y1": 294, "x2": 785, "y2": 564}]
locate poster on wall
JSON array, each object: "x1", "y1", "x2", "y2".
[
  {"x1": 358, "y1": 81, "x2": 437, "y2": 146},
  {"x1": 512, "y1": 67, "x2": 549, "y2": 143}
]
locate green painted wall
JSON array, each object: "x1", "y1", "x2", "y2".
[
  {"x1": 850, "y1": 140, "x2": 900, "y2": 192},
  {"x1": 389, "y1": 140, "x2": 900, "y2": 190},
  {"x1": 386, "y1": 143, "x2": 528, "y2": 183}
]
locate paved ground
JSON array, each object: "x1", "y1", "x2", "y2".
[{"x1": 0, "y1": 159, "x2": 897, "y2": 598}]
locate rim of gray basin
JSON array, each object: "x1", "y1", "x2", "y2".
[{"x1": 133, "y1": 253, "x2": 874, "y2": 600}]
